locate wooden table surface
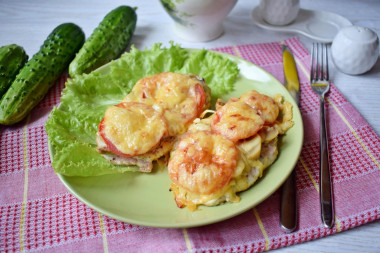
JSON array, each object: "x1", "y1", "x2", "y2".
[{"x1": 1, "y1": 0, "x2": 379, "y2": 252}]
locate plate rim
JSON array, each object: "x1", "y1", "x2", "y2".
[{"x1": 51, "y1": 48, "x2": 304, "y2": 228}]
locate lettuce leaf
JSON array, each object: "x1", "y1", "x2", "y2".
[
  {"x1": 45, "y1": 43, "x2": 239, "y2": 176},
  {"x1": 179, "y1": 49, "x2": 239, "y2": 98}
]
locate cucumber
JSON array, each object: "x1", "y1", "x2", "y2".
[
  {"x1": 0, "y1": 23, "x2": 85, "y2": 125},
  {"x1": 0, "y1": 44, "x2": 28, "y2": 99},
  {"x1": 69, "y1": 5, "x2": 137, "y2": 77}
]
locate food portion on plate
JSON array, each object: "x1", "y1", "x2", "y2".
[
  {"x1": 96, "y1": 72, "x2": 211, "y2": 172},
  {"x1": 93, "y1": 70, "x2": 294, "y2": 210},
  {"x1": 45, "y1": 44, "x2": 239, "y2": 177},
  {"x1": 45, "y1": 44, "x2": 303, "y2": 225},
  {"x1": 168, "y1": 90, "x2": 293, "y2": 210}
]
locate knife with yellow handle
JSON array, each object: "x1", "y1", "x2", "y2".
[
  {"x1": 282, "y1": 45, "x2": 300, "y2": 105},
  {"x1": 280, "y1": 44, "x2": 300, "y2": 232}
]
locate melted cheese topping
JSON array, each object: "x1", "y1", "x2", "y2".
[
  {"x1": 239, "y1": 90, "x2": 280, "y2": 124},
  {"x1": 168, "y1": 130, "x2": 238, "y2": 195},
  {"x1": 211, "y1": 101, "x2": 264, "y2": 142},
  {"x1": 124, "y1": 72, "x2": 209, "y2": 136},
  {"x1": 97, "y1": 72, "x2": 211, "y2": 170},
  {"x1": 168, "y1": 90, "x2": 294, "y2": 211},
  {"x1": 102, "y1": 102, "x2": 167, "y2": 156}
]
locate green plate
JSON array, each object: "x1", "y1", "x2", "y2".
[{"x1": 54, "y1": 51, "x2": 304, "y2": 228}]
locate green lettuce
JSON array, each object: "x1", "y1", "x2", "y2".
[{"x1": 45, "y1": 43, "x2": 239, "y2": 176}]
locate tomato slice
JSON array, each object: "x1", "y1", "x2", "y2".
[{"x1": 194, "y1": 83, "x2": 207, "y2": 116}]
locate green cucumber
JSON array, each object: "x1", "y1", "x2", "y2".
[
  {"x1": 0, "y1": 44, "x2": 28, "y2": 99},
  {"x1": 69, "y1": 5, "x2": 137, "y2": 77},
  {"x1": 0, "y1": 23, "x2": 85, "y2": 125}
]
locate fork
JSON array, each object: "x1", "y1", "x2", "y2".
[{"x1": 310, "y1": 43, "x2": 334, "y2": 228}]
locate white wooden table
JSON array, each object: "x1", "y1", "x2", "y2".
[{"x1": 1, "y1": 0, "x2": 379, "y2": 252}]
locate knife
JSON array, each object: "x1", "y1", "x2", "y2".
[{"x1": 280, "y1": 44, "x2": 300, "y2": 233}]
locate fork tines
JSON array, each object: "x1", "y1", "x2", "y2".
[{"x1": 310, "y1": 43, "x2": 329, "y2": 84}]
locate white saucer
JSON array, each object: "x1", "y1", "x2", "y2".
[{"x1": 252, "y1": 7, "x2": 352, "y2": 43}]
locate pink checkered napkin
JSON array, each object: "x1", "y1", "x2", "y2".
[{"x1": 1, "y1": 37, "x2": 379, "y2": 253}]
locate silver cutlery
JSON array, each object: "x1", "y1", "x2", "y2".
[
  {"x1": 310, "y1": 43, "x2": 334, "y2": 228},
  {"x1": 280, "y1": 45, "x2": 300, "y2": 232}
]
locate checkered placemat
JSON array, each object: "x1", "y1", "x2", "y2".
[{"x1": 1, "y1": 37, "x2": 379, "y2": 252}]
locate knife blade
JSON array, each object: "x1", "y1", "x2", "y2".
[{"x1": 280, "y1": 44, "x2": 300, "y2": 232}]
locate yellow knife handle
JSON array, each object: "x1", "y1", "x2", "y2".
[{"x1": 283, "y1": 49, "x2": 300, "y2": 93}]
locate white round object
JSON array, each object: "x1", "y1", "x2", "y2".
[
  {"x1": 259, "y1": 0, "x2": 299, "y2": 26},
  {"x1": 331, "y1": 26, "x2": 379, "y2": 75}
]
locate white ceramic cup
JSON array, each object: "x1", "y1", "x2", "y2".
[
  {"x1": 259, "y1": 0, "x2": 300, "y2": 26},
  {"x1": 160, "y1": 0, "x2": 237, "y2": 42}
]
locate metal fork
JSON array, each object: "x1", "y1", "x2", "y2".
[{"x1": 310, "y1": 43, "x2": 334, "y2": 228}]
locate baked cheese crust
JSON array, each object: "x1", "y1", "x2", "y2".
[
  {"x1": 168, "y1": 90, "x2": 294, "y2": 210},
  {"x1": 96, "y1": 72, "x2": 211, "y2": 172}
]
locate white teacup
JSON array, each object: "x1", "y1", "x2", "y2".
[
  {"x1": 160, "y1": 0, "x2": 238, "y2": 42},
  {"x1": 259, "y1": 0, "x2": 300, "y2": 26}
]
